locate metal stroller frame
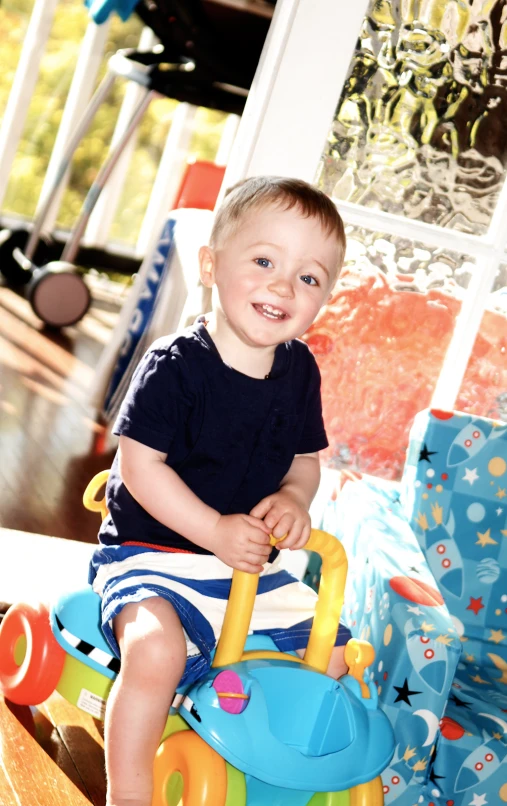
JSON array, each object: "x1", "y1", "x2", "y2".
[{"x1": 0, "y1": 0, "x2": 273, "y2": 326}]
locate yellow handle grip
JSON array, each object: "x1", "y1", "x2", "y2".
[
  {"x1": 83, "y1": 470, "x2": 110, "y2": 521},
  {"x1": 344, "y1": 639, "x2": 375, "y2": 699},
  {"x1": 213, "y1": 529, "x2": 347, "y2": 673}
]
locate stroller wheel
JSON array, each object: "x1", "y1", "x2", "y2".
[
  {"x1": 27, "y1": 261, "x2": 91, "y2": 327},
  {"x1": 0, "y1": 228, "x2": 52, "y2": 286}
]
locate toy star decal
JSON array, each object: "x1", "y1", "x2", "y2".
[
  {"x1": 463, "y1": 467, "x2": 479, "y2": 485},
  {"x1": 419, "y1": 443, "x2": 437, "y2": 462},
  {"x1": 488, "y1": 629, "x2": 505, "y2": 644},
  {"x1": 470, "y1": 674, "x2": 488, "y2": 684},
  {"x1": 467, "y1": 596, "x2": 485, "y2": 615},
  {"x1": 450, "y1": 693, "x2": 472, "y2": 709},
  {"x1": 496, "y1": 487, "x2": 507, "y2": 499},
  {"x1": 468, "y1": 794, "x2": 487, "y2": 806},
  {"x1": 429, "y1": 767, "x2": 445, "y2": 785},
  {"x1": 476, "y1": 529, "x2": 498, "y2": 547},
  {"x1": 407, "y1": 605, "x2": 424, "y2": 616},
  {"x1": 497, "y1": 508, "x2": 504, "y2": 515},
  {"x1": 393, "y1": 678, "x2": 422, "y2": 705}
]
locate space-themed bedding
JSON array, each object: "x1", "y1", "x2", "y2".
[{"x1": 316, "y1": 408, "x2": 507, "y2": 806}]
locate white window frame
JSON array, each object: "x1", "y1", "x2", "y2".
[{"x1": 221, "y1": 0, "x2": 507, "y2": 414}]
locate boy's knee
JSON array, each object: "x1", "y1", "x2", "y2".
[
  {"x1": 114, "y1": 599, "x2": 187, "y2": 687},
  {"x1": 119, "y1": 632, "x2": 186, "y2": 689}
]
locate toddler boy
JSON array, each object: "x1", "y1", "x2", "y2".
[{"x1": 89, "y1": 175, "x2": 349, "y2": 806}]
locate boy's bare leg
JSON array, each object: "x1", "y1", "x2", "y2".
[
  {"x1": 105, "y1": 597, "x2": 187, "y2": 806},
  {"x1": 296, "y1": 644, "x2": 348, "y2": 679},
  {"x1": 326, "y1": 645, "x2": 348, "y2": 679}
]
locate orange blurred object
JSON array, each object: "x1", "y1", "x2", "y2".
[
  {"x1": 304, "y1": 267, "x2": 507, "y2": 480},
  {"x1": 173, "y1": 160, "x2": 226, "y2": 211}
]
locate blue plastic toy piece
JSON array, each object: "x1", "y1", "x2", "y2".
[
  {"x1": 179, "y1": 657, "x2": 394, "y2": 792},
  {"x1": 84, "y1": 0, "x2": 138, "y2": 24},
  {"x1": 51, "y1": 586, "x2": 119, "y2": 680}
]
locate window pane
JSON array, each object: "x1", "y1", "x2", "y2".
[
  {"x1": 317, "y1": 0, "x2": 507, "y2": 234},
  {"x1": 0, "y1": 0, "x2": 36, "y2": 122},
  {"x1": 457, "y1": 263, "x2": 507, "y2": 420},
  {"x1": 304, "y1": 226, "x2": 474, "y2": 479}
]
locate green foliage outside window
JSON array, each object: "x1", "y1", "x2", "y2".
[{"x1": 0, "y1": 0, "x2": 228, "y2": 246}]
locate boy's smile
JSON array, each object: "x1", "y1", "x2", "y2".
[
  {"x1": 252, "y1": 302, "x2": 288, "y2": 321},
  {"x1": 199, "y1": 203, "x2": 342, "y2": 376}
]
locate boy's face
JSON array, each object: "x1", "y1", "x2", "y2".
[{"x1": 199, "y1": 203, "x2": 342, "y2": 350}]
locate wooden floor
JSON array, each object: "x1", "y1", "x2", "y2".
[
  {"x1": 0, "y1": 277, "x2": 127, "y2": 804},
  {"x1": 1, "y1": 692, "x2": 106, "y2": 806},
  {"x1": 0, "y1": 278, "x2": 124, "y2": 544}
]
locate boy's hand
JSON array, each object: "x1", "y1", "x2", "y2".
[
  {"x1": 250, "y1": 491, "x2": 311, "y2": 551},
  {"x1": 209, "y1": 513, "x2": 272, "y2": 574}
]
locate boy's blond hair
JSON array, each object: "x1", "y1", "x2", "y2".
[{"x1": 210, "y1": 176, "x2": 346, "y2": 268}]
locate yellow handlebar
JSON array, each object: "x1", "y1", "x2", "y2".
[
  {"x1": 213, "y1": 529, "x2": 347, "y2": 674},
  {"x1": 83, "y1": 473, "x2": 350, "y2": 678},
  {"x1": 83, "y1": 470, "x2": 110, "y2": 521}
]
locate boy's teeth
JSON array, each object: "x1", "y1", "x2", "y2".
[{"x1": 260, "y1": 304, "x2": 285, "y2": 318}]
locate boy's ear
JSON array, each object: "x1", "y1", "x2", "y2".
[{"x1": 199, "y1": 246, "x2": 216, "y2": 288}]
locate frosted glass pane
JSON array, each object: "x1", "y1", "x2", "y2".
[
  {"x1": 317, "y1": 0, "x2": 507, "y2": 234},
  {"x1": 303, "y1": 226, "x2": 474, "y2": 479}
]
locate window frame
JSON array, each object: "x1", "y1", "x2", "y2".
[{"x1": 221, "y1": 0, "x2": 507, "y2": 413}]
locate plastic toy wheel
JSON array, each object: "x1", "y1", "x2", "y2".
[
  {"x1": 27, "y1": 261, "x2": 91, "y2": 327},
  {"x1": 350, "y1": 776, "x2": 384, "y2": 805},
  {"x1": 0, "y1": 602, "x2": 66, "y2": 705},
  {"x1": 153, "y1": 731, "x2": 227, "y2": 806}
]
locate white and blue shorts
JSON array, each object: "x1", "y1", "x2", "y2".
[{"x1": 90, "y1": 544, "x2": 352, "y2": 687}]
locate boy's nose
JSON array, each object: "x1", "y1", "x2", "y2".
[{"x1": 268, "y1": 276, "x2": 295, "y2": 299}]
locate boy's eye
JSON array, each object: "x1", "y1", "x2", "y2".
[
  {"x1": 300, "y1": 274, "x2": 318, "y2": 286},
  {"x1": 255, "y1": 258, "x2": 273, "y2": 269}
]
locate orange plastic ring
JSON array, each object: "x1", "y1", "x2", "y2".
[
  {"x1": 0, "y1": 602, "x2": 65, "y2": 705},
  {"x1": 153, "y1": 730, "x2": 227, "y2": 806}
]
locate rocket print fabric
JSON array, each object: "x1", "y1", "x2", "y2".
[{"x1": 318, "y1": 409, "x2": 507, "y2": 806}]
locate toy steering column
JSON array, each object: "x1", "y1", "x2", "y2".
[
  {"x1": 213, "y1": 529, "x2": 348, "y2": 675},
  {"x1": 83, "y1": 473, "x2": 374, "y2": 695}
]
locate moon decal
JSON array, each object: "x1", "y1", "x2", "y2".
[
  {"x1": 478, "y1": 711, "x2": 507, "y2": 734},
  {"x1": 414, "y1": 709, "x2": 440, "y2": 746}
]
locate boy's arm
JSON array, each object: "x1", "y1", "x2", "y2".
[
  {"x1": 118, "y1": 435, "x2": 271, "y2": 573},
  {"x1": 249, "y1": 452, "x2": 320, "y2": 550}
]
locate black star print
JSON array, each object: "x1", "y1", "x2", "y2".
[
  {"x1": 450, "y1": 693, "x2": 472, "y2": 709},
  {"x1": 409, "y1": 566, "x2": 420, "y2": 574},
  {"x1": 393, "y1": 678, "x2": 422, "y2": 705},
  {"x1": 429, "y1": 767, "x2": 445, "y2": 785},
  {"x1": 419, "y1": 443, "x2": 437, "y2": 463}
]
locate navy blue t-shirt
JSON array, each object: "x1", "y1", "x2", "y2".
[{"x1": 98, "y1": 320, "x2": 328, "y2": 554}]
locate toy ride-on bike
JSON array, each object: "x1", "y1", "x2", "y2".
[{"x1": 0, "y1": 472, "x2": 395, "y2": 805}]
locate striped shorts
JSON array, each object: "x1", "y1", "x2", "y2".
[{"x1": 89, "y1": 544, "x2": 351, "y2": 687}]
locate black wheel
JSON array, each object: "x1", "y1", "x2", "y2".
[
  {"x1": 27, "y1": 261, "x2": 91, "y2": 327},
  {"x1": 0, "y1": 229, "x2": 52, "y2": 286}
]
